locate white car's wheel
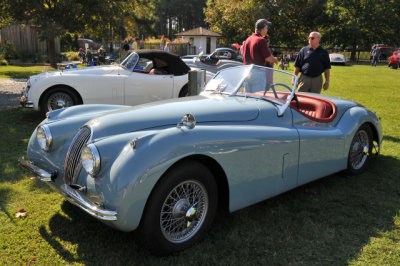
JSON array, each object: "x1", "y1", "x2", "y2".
[
  {"x1": 40, "y1": 86, "x2": 81, "y2": 114},
  {"x1": 138, "y1": 161, "x2": 218, "y2": 256}
]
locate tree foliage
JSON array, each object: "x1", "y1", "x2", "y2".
[
  {"x1": 1, "y1": 0, "x2": 400, "y2": 64},
  {"x1": 204, "y1": 0, "x2": 400, "y2": 53},
  {"x1": 0, "y1": 0, "x2": 152, "y2": 67},
  {"x1": 205, "y1": 0, "x2": 269, "y2": 44},
  {"x1": 152, "y1": 0, "x2": 207, "y2": 40},
  {"x1": 324, "y1": 0, "x2": 400, "y2": 59}
]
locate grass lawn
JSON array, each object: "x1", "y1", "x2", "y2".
[
  {"x1": 0, "y1": 63, "x2": 399, "y2": 264},
  {"x1": 0, "y1": 65, "x2": 54, "y2": 79}
]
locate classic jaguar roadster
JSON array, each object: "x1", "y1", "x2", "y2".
[
  {"x1": 20, "y1": 50, "x2": 212, "y2": 115},
  {"x1": 19, "y1": 65, "x2": 382, "y2": 255}
]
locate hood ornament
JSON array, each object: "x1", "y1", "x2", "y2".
[{"x1": 177, "y1": 114, "x2": 196, "y2": 130}]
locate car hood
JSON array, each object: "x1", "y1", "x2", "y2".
[
  {"x1": 29, "y1": 65, "x2": 121, "y2": 83},
  {"x1": 59, "y1": 65, "x2": 120, "y2": 76},
  {"x1": 88, "y1": 95, "x2": 260, "y2": 139}
]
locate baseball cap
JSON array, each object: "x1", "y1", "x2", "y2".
[{"x1": 255, "y1": 19, "x2": 272, "y2": 31}]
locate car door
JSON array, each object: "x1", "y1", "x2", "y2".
[
  {"x1": 124, "y1": 57, "x2": 174, "y2": 106},
  {"x1": 75, "y1": 73, "x2": 125, "y2": 105},
  {"x1": 227, "y1": 103, "x2": 300, "y2": 212},
  {"x1": 292, "y1": 111, "x2": 345, "y2": 186}
]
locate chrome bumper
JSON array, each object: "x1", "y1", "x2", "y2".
[
  {"x1": 19, "y1": 156, "x2": 118, "y2": 221},
  {"x1": 20, "y1": 88, "x2": 34, "y2": 108},
  {"x1": 18, "y1": 157, "x2": 54, "y2": 181},
  {"x1": 60, "y1": 184, "x2": 118, "y2": 221}
]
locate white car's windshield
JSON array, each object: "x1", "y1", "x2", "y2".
[
  {"x1": 202, "y1": 65, "x2": 297, "y2": 108},
  {"x1": 120, "y1": 52, "x2": 139, "y2": 71}
]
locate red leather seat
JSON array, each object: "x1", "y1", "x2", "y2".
[{"x1": 290, "y1": 94, "x2": 337, "y2": 123}]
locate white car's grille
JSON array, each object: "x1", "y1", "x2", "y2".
[{"x1": 63, "y1": 126, "x2": 91, "y2": 184}]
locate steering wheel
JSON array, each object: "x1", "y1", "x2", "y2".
[{"x1": 263, "y1": 83, "x2": 300, "y2": 108}]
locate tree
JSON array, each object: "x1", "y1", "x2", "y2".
[
  {"x1": 0, "y1": 0, "x2": 145, "y2": 67},
  {"x1": 205, "y1": 0, "x2": 271, "y2": 44},
  {"x1": 152, "y1": 0, "x2": 207, "y2": 40},
  {"x1": 204, "y1": 0, "x2": 329, "y2": 47},
  {"x1": 122, "y1": 1, "x2": 156, "y2": 39},
  {"x1": 270, "y1": 0, "x2": 328, "y2": 47},
  {"x1": 323, "y1": 0, "x2": 400, "y2": 60}
]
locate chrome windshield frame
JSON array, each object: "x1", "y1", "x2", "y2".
[
  {"x1": 120, "y1": 52, "x2": 139, "y2": 71},
  {"x1": 208, "y1": 65, "x2": 299, "y2": 116}
]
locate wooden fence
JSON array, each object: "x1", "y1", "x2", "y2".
[
  {"x1": 139, "y1": 42, "x2": 196, "y2": 56},
  {"x1": 0, "y1": 24, "x2": 60, "y2": 55}
]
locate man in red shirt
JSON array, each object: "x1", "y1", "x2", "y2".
[{"x1": 243, "y1": 19, "x2": 278, "y2": 67}]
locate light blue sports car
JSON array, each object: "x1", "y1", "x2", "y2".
[{"x1": 19, "y1": 65, "x2": 382, "y2": 255}]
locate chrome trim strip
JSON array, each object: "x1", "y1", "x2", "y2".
[
  {"x1": 18, "y1": 156, "x2": 53, "y2": 182},
  {"x1": 60, "y1": 184, "x2": 118, "y2": 221}
]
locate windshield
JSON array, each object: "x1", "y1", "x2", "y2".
[
  {"x1": 202, "y1": 65, "x2": 298, "y2": 115},
  {"x1": 120, "y1": 52, "x2": 139, "y2": 71}
]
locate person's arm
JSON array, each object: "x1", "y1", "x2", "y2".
[
  {"x1": 323, "y1": 69, "x2": 330, "y2": 90},
  {"x1": 292, "y1": 66, "x2": 300, "y2": 85},
  {"x1": 266, "y1": 55, "x2": 278, "y2": 64}
]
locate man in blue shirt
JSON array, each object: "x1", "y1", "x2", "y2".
[
  {"x1": 371, "y1": 47, "x2": 380, "y2": 67},
  {"x1": 292, "y1": 32, "x2": 331, "y2": 93}
]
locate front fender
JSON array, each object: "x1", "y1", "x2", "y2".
[
  {"x1": 97, "y1": 122, "x2": 299, "y2": 231},
  {"x1": 337, "y1": 106, "x2": 383, "y2": 156},
  {"x1": 94, "y1": 127, "x2": 205, "y2": 231},
  {"x1": 28, "y1": 74, "x2": 68, "y2": 109}
]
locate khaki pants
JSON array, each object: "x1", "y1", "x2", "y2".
[{"x1": 297, "y1": 73, "x2": 323, "y2": 93}]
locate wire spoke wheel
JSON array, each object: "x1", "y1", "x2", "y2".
[
  {"x1": 47, "y1": 92, "x2": 74, "y2": 111},
  {"x1": 160, "y1": 180, "x2": 209, "y2": 243},
  {"x1": 137, "y1": 161, "x2": 217, "y2": 255},
  {"x1": 349, "y1": 128, "x2": 370, "y2": 171}
]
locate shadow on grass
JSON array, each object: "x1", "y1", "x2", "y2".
[
  {"x1": 0, "y1": 187, "x2": 17, "y2": 225},
  {"x1": 0, "y1": 91, "x2": 21, "y2": 111},
  {"x1": 39, "y1": 154, "x2": 400, "y2": 264},
  {"x1": 383, "y1": 135, "x2": 400, "y2": 144},
  {"x1": 0, "y1": 108, "x2": 43, "y2": 185}
]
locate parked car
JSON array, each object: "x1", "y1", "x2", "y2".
[
  {"x1": 388, "y1": 50, "x2": 400, "y2": 69},
  {"x1": 371, "y1": 46, "x2": 393, "y2": 60},
  {"x1": 182, "y1": 48, "x2": 243, "y2": 73},
  {"x1": 19, "y1": 65, "x2": 382, "y2": 255},
  {"x1": 77, "y1": 38, "x2": 101, "y2": 51},
  {"x1": 20, "y1": 50, "x2": 213, "y2": 115},
  {"x1": 329, "y1": 53, "x2": 347, "y2": 65}
]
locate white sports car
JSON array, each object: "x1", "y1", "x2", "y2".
[
  {"x1": 20, "y1": 50, "x2": 210, "y2": 115},
  {"x1": 329, "y1": 53, "x2": 347, "y2": 65}
]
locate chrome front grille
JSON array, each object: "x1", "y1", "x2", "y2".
[{"x1": 63, "y1": 126, "x2": 92, "y2": 184}]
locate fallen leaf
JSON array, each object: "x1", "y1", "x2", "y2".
[
  {"x1": 28, "y1": 256, "x2": 37, "y2": 265},
  {"x1": 14, "y1": 209, "x2": 27, "y2": 218}
]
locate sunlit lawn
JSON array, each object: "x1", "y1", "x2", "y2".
[
  {"x1": 0, "y1": 63, "x2": 399, "y2": 264},
  {"x1": 0, "y1": 65, "x2": 54, "y2": 79}
]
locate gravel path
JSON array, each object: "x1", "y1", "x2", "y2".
[{"x1": 0, "y1": 78, "x2": 27, "y2": 111}]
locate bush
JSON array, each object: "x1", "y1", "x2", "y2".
[
  {"x1": 61, "y1": 33, "x2": 79, "y2": 52},
  {"x1": 61, "y1": 51, "x2": 80, "y2": 61},
  {"x1": 0, "y1": 54, "x2": 8, "y2": 65},
  {"x1": 0, "y1": 40, "x2": 16, "y2": 60},
  {"x1": 17, "y1": 51, "x2": 48, "y2": 63}
]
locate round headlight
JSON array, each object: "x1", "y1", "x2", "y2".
[
  {"x1": 81, "y1": 143, "x2": 100, "y2": 177},
  {"x1": 36, "y1": 125, "x2": 52, "y2": 151}
]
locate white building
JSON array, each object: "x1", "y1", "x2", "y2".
[{"x1": 175, "y1": 27, "x2": 222, "y2": 54}]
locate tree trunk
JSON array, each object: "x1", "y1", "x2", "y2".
[
  {"x1": 350, "y1": 45, "x2": 357, "y2": 61},
  {"x1": 47, "y1": 37, "x2": 57, "y2": 68}
]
